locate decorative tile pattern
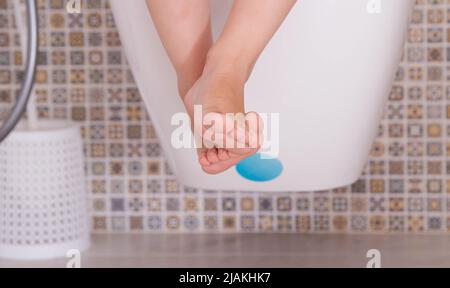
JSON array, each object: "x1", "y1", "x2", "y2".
[{"x1": 1, "y1": 0, "x2": 450, "y2": 233}]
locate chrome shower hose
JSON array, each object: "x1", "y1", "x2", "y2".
[{"x1": 0, "y1": 0, "x2": 38, "y2": 143}]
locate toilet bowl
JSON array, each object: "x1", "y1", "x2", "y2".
[{"x1": 110, "y1": 0, "x2": 414, "y2": 191}]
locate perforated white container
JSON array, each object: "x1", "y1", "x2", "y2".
[{"x1": 0, "y1": 120, "x2": 90, "y2": 260}]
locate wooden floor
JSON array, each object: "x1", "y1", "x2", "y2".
[{"x1": 1, "y1": 234, "x2": 450, "y2": 268}]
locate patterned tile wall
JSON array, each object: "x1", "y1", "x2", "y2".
[{"x1": 1, "y1": 0, "x2": 450, "y2": 233}]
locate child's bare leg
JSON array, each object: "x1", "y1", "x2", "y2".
[
  {"x1": 207, "y1": 0, "x2": 297, "y2": 82},
  {"x1": 186, "y1": 0, "x2": 297, "y2": 174},
  {"x1": 146, "y1": 0, "x2": 212, "y2": 97}
]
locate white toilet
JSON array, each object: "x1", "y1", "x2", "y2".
[{"x1": 110, "y1": 0, "x2": 414, "y2": 191}]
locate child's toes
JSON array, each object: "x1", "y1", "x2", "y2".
[
  {"x1": 217, "y1": 148, "x2": 230, "y2": 161},
  {"x1": 198, "y1": 151, "x2": 211, "y2": 167},
  {"x1": 206, "y1": 148, "x2": 220, "y2": 163}
]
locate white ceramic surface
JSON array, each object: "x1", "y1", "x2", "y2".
[{"x1": 111, "y1": 0, "x2": 413, "y2": 191}]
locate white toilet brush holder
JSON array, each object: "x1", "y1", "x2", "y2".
[{"x1": 0, "y1": 120, "x2": 90, "y2": 260}]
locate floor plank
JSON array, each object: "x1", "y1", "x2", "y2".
[{"x1": 1, "y1": 234, "x2": 449, "y2": 268}]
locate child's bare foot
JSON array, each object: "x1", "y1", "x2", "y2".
[{"x1": 182, "y1": 61, "x2": 263, "y2": 174}]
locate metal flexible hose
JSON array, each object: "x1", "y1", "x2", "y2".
[{"x1": 0, "y1": 0, "x2": 38, "y2": 143}]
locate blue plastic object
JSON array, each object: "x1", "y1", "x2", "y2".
[{"x1": 235, "y1": 153, "x2": 283, "y2": 182}]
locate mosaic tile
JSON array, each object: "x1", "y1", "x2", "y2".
[
  {"x1": 147, "y1": 215, "x2": 162, "y2": 231},
  {"x1": 1, "y1": 0, "x2": 450, "y2": 234}
]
